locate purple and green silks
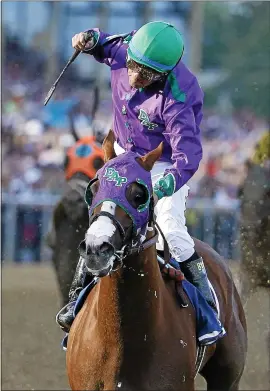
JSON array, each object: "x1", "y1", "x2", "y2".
[{"x1": 83, "y1": 26, "x2": 203, "y2": 193}]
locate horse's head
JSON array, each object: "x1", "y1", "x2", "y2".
[
  {"x1": 64, "y1": 136, "x2": 104, "y2": 182},
  {"x1": 60, "y1": 136, "x2": 104, "y2": 221},
  {"x1": 79, "y1": 130, "x2": 163, "y2": 276}
]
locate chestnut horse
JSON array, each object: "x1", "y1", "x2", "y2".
[{"x1": 66, "y1": 132, "x2": 247, "y2": 391}]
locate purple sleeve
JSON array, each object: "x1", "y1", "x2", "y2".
[
  {"x1": 83, "y1": 28, "x2": 134, "y2": 67},
  {"x1": 162, "y1": 78, "x2": 203, "y2": 192}
]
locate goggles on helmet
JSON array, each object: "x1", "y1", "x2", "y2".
[{"x1": 126, "y1": 55, "x2": 167, "y2": 82}]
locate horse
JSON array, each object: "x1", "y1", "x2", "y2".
[
  {"x1": 47, "y1": 134, "x2": 104, "y2": 305},
  {"x1": 66, "y1": 130, "x2": 247, "y2": 391},
  {"x1": 238, "y1": 131, "x2": 270, "y2": 302}
]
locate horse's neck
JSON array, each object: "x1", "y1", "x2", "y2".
[
  {"x1": 119, "y1": 246, "x2": 164, "y2": 309},
  {"x1": 86, "y1": 235, "x2": 168, "y2": 384},
  {"x1": 97, "y1": 242, "x2": 164, "y2": 332}
]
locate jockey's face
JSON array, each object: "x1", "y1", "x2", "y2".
[
  {"x1": 127, "y1": 69, "x2": 152, "y2": 89},
  {"x1": 126, "y1": 57, "x2": 165, "y2": 89}
]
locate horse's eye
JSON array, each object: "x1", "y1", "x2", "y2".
[
  {"x1": 135, "y1": 193, "x2": 144, "y2": 201},
  {"x1": 126, "y1": 183, "x2": 148, "y2": 209}
]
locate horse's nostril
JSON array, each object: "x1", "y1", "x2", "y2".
[
  {"x1": 86, "y1": 246, "x2": 92, "y2": 255},
  {"x1": 99, "y1": 243, "x2": 113, "y2": 254}
]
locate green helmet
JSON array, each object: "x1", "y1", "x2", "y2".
[{"x1": 127, "y1": 21, "x2": 184, "y2": 73}]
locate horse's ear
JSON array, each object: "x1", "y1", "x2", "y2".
[
  {"x1": 102, "y1": 129, "x2": 116, "y2": 162},
  {"x1": 137, "y1": 142, "x2": 163, "y2": 171}
]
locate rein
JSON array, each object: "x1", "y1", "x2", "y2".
[
  {"x1": 128, "y1": 225, "x2": 160, "y2": 255},
  {"x1": 154, "y1": 221, "x2": 170, "y2": 264}
]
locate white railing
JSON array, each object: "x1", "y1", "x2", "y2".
[{"x1": 1, "y1": 193, "x2": 241, "y2": 263}]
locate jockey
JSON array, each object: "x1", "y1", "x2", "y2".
[{"x1": 57, "y1": 21, "x2": 217, "y2": 331}]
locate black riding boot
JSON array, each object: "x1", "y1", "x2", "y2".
[
  {"x1": 181, "y1": 254, "x2": 217, "y2": 311},
  {"x1": 56, "y1": 256, "x2": 88, "y2": 332}
]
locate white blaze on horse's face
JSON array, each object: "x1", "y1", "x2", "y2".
[{"x1": 85, "y1": 201, "x2": 117, "y2": 248}]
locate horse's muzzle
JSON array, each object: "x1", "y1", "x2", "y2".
[{"x1": 78, "y1": 240, "x2": 116, "y2": 276}]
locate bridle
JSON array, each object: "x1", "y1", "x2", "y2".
[{"x1": 84, "y1": 194, "x2": 170, "y2": 271}]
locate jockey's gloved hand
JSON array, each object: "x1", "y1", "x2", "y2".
[
  {"x1": 72, "y1": 30, "x2": 98, "y2": 52},
  {"x1": 153, "y1": 173, "x2": 176, "y2": 201}
]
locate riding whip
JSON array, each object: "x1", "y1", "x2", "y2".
[{"x1": 44, "y1": 31, "x2": 94, "y2": 106}]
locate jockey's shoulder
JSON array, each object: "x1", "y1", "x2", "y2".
[
  {"x1": 173, "y1": 61, "x2": 200, "y2": 91},
  {"x1": 164, "y1": 62, "x2": 202, "y2": 104}
]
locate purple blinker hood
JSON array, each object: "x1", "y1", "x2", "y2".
[{"x1": 86, "y1": 151, "x2": 153, "y2": 233}]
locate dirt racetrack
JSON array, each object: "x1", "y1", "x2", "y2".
[{"x1": 2, "y1": 263, "x2": 270, "y2": 390}]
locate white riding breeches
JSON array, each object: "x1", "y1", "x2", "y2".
[{"x1": 114, "y1": 142, "x2": 195, "y2": 262}]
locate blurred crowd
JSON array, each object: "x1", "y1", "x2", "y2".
[
  {"x1": 190, "y1": 108, "x2": 267, "y2": 206},
  {"x1": 2, "y1": 35, "x2": 267, "y2": 205},
  {"x1": 2, "y1": 34, "x2": 112, "y2": 196}
]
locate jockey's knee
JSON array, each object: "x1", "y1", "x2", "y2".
[{"x1": 156, "y1": 220, "x2": 195, "y2": 262}]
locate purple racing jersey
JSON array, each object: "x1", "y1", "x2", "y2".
[{"x1": 84, "y1": 28, "x2": 203, "y2": 192}]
